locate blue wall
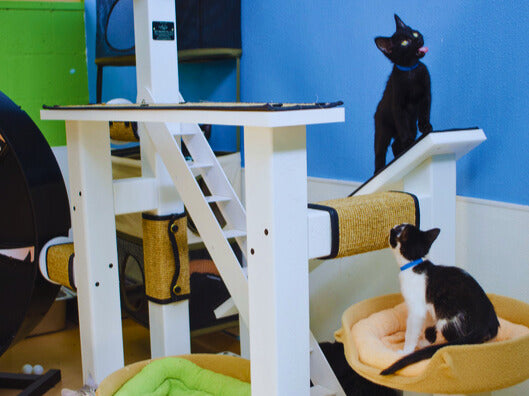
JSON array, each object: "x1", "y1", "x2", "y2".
[{"x1": 84, "y1": 1, "x2": 529, "y2": 206}]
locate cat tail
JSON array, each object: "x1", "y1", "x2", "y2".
[{"x1": 380, "y1": 331, "x2": 484, "y2": 376}]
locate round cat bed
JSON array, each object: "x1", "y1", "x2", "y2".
[
  {"x1": 335, "y1": 293, "x2": 529, "y2": 394},
  {"x1": 96, "y1": 354, "x2": 250, "y2": 396}
]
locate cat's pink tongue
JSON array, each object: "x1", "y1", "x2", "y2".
[{"x1": 418, "y1": 47, "x2": 429, "y2": 55}]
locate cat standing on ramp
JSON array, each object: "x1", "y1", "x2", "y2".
[
  {"x1": 374, "y1": 14, "x2": 432, "y2": 173},
  {"x1": 381, "y1": 224, "x2": 499, "y2": 375}
]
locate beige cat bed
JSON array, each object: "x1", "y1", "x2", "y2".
[{"x1": 335, "y1": 293, "x2": 529, "y2": 394}]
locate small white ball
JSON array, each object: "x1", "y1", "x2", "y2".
[
  {"x1": 22, "y1": 364, "x2": 33, "y2": 374},
  {"x1": 33, "y1": 364, "x2": 44, "y2": 375}
]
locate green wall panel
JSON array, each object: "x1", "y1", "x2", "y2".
[{"x1": 0, "y1": 1, "x2": 88, "y2": 146}]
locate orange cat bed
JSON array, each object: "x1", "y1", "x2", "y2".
[{"x1": 335, "y1": 293, "x2": 529, "y2": 394}]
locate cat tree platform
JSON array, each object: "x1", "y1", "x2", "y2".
[{"x1": 335, "y1": 293, "x2": 529, "y2": 394}]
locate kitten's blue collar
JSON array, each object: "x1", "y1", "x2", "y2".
[
  {"x1": 400, "y1": 258, "x2": 423, "y2": 272},
  {"x1": 396, "y1": 63, "x2": 419, "y2": 71}
]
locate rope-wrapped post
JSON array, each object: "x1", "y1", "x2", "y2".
[
  {"x1": 46, "y1": 243, "x2": 76, "y2": 290},
  {"x1": 309, "y1": 191, "x2": 419, "y2": 258},
  {"x1": 142, "y1": 213, "x2": 190, "y2": 303},
  {"x1": 109, "y1": 121, "x2": 139, "y2": 142}
]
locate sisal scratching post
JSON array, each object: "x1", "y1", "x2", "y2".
[
  {"x1": 109, "y1": 121, "x2": 139, "y2": 142},
  {"x1": 46, "y1": 243, "x2": 76, "y2": 290},
  {"x1": 142, "y1": 213, "x2": 190, "y2": 303},
  {"x1": 309, "y1": 191, "x2": 419, "y2": 258}
]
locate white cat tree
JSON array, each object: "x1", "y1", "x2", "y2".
[{"x1": 41, "y1": 1, "x2": 487, "y2": 395}]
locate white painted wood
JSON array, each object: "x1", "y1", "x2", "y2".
[
  {"x1": 138, "y1": 122, "x2": 191, "y2": 358},
  {"x1": 46, "y1": 98, "x2": 345, "y2": 392},
  {"x1": 41, "y1": 106, "x2": 345, "y2": 128},
  {"x1": 353, "y1": 129, "x2": 486, "y2": 196},
  {"x1": 65, "y1": 120, "x2": 124, "y2": 384},
  {"x1": 239, "y1": 317, "x2": 251, "y2": 360},
  {"x1": 143, "y1": 121, "x2": 250, "y2": 325},
  {"x1": 244, "y1": 125, "x2": 310, "y2": 396},
  {"x1": 112, "y1": 177, "x2": 157, "y2": 215},
  {"x1": 404, "y1": 154, "x2": 457, "y2": 266},
  {"x1": 310, "y1": 333, "x2": 346, "y2": 395},
  {"x1": 310, "y1": 385, "x2": 337, "y2": 396},
  {"x1": 133, "y1": 0, "x2": 179, "y2": 104},
  {"x1": 148, "y1": 300, "x2": 191, "y2": 359},
  {"x1": 38, "y1": 235, "x2": 73, "y2": 285},
  {"x1": 180, "y1": 119, "x2": 248, "y2": 263},
  {"x1": 173, "y1": 92, "x2": 249, "y2": 264},
  {"x1": 308, "y1": 208, "x2": 332, "y2": 259},
  {"x1": 456, "y1": 197, "x2": 529, "y2": 304},
  {"x1": 132, "y1": 0, "x2": 193, "y2": 358},
  {"x1": 213, "y1": 298, "x2": 240, "y2": 319}
]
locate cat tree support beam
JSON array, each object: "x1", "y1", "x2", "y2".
[
  {"x1": 132, "y1": 0, "x2": 190, "y2": 360},
  {"x1": 352, "y1": 129, "x2": 486, "y2": 266}
]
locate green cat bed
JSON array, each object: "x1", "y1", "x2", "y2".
[{"x1": 96, "y1": 354, "x2": 250, "y2": 396}]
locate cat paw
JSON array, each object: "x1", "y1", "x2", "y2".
[
  {"x1": 418, "y1": 339, "x2": 431, "y2": 348},
  {"x1": 419, "y1": 122, "x2": 433, "y2": 133},
  {"x1": 398, "y1": 346, "x2": 415, "y2": 356}
]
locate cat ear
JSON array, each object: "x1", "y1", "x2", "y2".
[
  {"x1": 425, "y1": 228, "x2": 441, "y2": 244},
  {"x1": 394, "y1": 14, "x2": 407, "y2": 30},
  {"x1": 375, "y1": 37, "x2": 392, "y2": 54}
]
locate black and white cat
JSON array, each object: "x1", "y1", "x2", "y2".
[
  {"x1": 374, "y1": 15, "x2": 432, "y2": 173},
  {"x1": 380, "y1": 223, "x2": 499, "y2": 375}
]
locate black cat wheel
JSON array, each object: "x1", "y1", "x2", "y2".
[{"x1": 0, "y1": 91, "x2": 70, "y2": 357}]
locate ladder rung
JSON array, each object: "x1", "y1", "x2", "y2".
[
  {"x1": 310, "y1": 385, "x2": 336, "y2": 396},
  {"x1": 173, "y1": 129, "x2": 198, "y2": 136},
  {"x1": 187, "y1": 161, "x2": 213, "y2": 176},
  {"x1": 187, "y1": 160, "x2": 213, "y2": 170},
  {"x1": 223, "y1": 229, "x2": 246, "y2": 239},
  {"x1": 205, "y1": 195, "x2": 231, "y2": 203}
]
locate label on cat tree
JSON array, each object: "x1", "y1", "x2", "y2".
[{"x1": 152, "y1": 22, "x2": 175, "y2": 41}]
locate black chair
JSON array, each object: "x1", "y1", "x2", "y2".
[{"x1": 95, "y1": 0, "x2": 242, "y2": 103}]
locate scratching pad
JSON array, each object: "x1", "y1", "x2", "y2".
[
  {"x1": 44, "y1": 101, "x2": 343, "y2": 112},
  {"x1": 309, "y1": 191, "x2": 419, "y2": 258},
  {"x1": 335, "y1": 293, "x2": 529, "y2": 394},
  {"x1": 45, "y1": 242, "x2": 75, "y2": 290},
  {"x1": 142, "y1": 212, "x2": 190, "y2": 303}
]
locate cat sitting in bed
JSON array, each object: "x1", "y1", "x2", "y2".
[
  {"x1": 381, "y1": 224, "x2": 499, "y2": 375},
  {"x1": 374, "y1": 15, "x2": 432, "y2": 173}
]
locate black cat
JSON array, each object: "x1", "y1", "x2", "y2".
[
  {"x1": 374, "y1": 14, "x2": 432, "y2": 173},
  {"x1": 380, "y1": 224, "x2": 500, "y2": 375}
]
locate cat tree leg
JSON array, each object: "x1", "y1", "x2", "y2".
[
  {"x1": 133, "y1": 0, "x2": 191, "y2": 359},
  {"x1": 403, "y1": 153, "x2": 456, "y2": 265},
  {"x1": 244, "y1": 125, "x2": 310, "y2": 396},
  {"x1": 66, "y1": 121, "x2": 124, "y2": 384},
  {"x1": 138, "y1": 126, "x2": 190, "y2": 358},
  {"x1": 239, "y1": 319, "x2": 250, "y2": 359}
]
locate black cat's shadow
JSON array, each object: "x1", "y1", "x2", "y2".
[{"x1": 319, "y1": 342, "x2": 401, "y2": 395}]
